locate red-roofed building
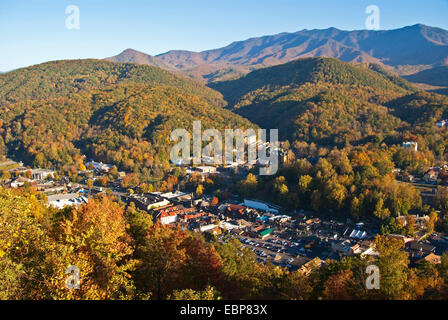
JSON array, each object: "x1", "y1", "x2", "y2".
[
  {"x1": 226, "y1": 204, "x2": 247, "y2": 216},
  {"x1": 158, "y1": 211, "x2": 178, "y2": 225},
  {"x1": 183, "y1": 212, "x2": 207, "y2": 221},
  {"x1": 154, "y1": 205, "x2": 198, "y2": 224}
]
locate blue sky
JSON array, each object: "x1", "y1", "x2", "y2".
[{"x1": 0, "y1": 0, "x2": 447, "y2": 71}]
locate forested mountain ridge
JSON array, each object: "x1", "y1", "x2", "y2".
[
  {"x1": 107, "y1": 24, "x2": 448, "y2": 82},
  {"x1": 206, "y1": 57, "x2": 448, "y2": 175},
  {"x1": 210, "y1": 58, "x2": 416, "y2": 105},
  {"x1": 157, "y1": 24, "x2": 448, "y2": 67},
  {"x1": 0, "y1": 60, "x2": 256, "y2": 172},
  {"x1": 2, "y1": 57, "x2": 448, "y2": 178},
  {"x1": 209, "y1": 57, "x2": 424, "y2": 146},
  {"x1": 0, "y1": 59, "x2": 226, "y2": 107}
]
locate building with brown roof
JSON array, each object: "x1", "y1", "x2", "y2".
[{"x1": 416, "y1": 253, "x2": 441, "y2": 265}]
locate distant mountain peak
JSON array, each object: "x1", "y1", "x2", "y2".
[
  {"x1": 105, "y1": 48, "x2": 174, "y2": 70},
  {"x1": 121, "y1": 48, "x2": 142, "y2": 54}
]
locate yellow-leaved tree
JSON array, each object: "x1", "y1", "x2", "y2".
[{"x1": 45, "y1": 196, "x2": 136, "y2": 300}]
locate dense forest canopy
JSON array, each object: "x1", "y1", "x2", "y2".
[
  {"x1": 0, "y1": 59, "x2": 226, "y2": 106},
  {"x1": 210, "y1": 58, "x2": 415, "y2": 105}
]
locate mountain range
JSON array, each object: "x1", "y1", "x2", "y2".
[
  {"x1": 2, "y1": 24, "x2": 448, "y2": 170},
  {"x1": 106, "y1": 24, "x2": 448, "y2": 83}
]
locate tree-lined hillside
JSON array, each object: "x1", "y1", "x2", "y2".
[
  {"x1": 0, "y1": 60, "x2": 256, "y2": 173},
  {"x1": 0, "y1": 59, "x2": 226, "y2": 107},
  {"x1": 210, "y1": 58, "x2": 419, "y2": 146}
]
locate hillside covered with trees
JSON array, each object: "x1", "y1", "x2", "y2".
[
  {"x1": 211, "y1": 58, "x2": 448, "y2": 163},
  {"x1": 0, "y1": 60, "x2": 256, "y2": 176}
]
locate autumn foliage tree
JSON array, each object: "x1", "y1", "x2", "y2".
[
  {"x1": 47, "y1": 196, "x2": 135, "y2": 299},
  {"x1": 323, "y1": 269, "x2": 355, "y2": 300}
]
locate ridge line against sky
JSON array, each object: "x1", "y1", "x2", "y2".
[
  {"x1": 0, "y1": 0, "x2": 447, "y2": 71},
  {"x1": 149, "y1": 23, "x2": 446, "y2": 56}
]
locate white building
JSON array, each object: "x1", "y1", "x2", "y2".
[
  {"x1": 150, "y1": 199, "x2": 172, "y2": 209},
  {"x1": 221, "y1": 221, "x2": 241, "y2": 231},
  {"x1": 10, "y1": 176, "x2": 33, "y2": 188},
  {"x1": 86, "y1": 161, "x2": 113, "y2": 172},
  {"x1": 269, "y1": 215, "x2": 291, "y2": 222},
  {"x1": 402, "y1": 141, "x2": 418, "y2": 151},
  {"x1": 159, "y1": 212, "x2": 178, "y2": 225},
  {"x1": 200, "y1": 224, "x2": 218, "y2": 232},
  {"x1": 436, "y1": 120, "x2": 448, "y2": 128},
  {"x1": 348, "y1": 229, "x2": 367, "y2": 240},
  {"x1": 47, "y1": 193, "x2": 88, "y2": 209},
  {"x1": 242, "y1": 199, "x2": 279, "y2": 214},
  {"x1": 159, "y1": 191, "x2": 188, "y2": 200},
  {"x1": 30, "y1": 169, "x2": 54, "y2": 180},
  {"x1": 171, "y1": 157, "x2": 192, "y2": 166},
  {"x1": 196, "y1": 166, "x2": 217, "y2": 174}
]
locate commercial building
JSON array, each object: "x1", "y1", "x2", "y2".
[{"x1": 47, "y1": 193, "x2": 88, "y2": 209}]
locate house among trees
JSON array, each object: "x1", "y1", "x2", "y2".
[
  {"x1": 10, "y1": 176, "x2": 35, "y2": 188},
  {"x1": 86, "y1": 161, "x2": 113, "y2": 173},
  {"x1": 195, "y1": 166, "x2": 217, "y2": 175},
  {"x1": 424, "y1": 168, "x2": 439, "y2": 183},
  {"x1": 436, "y1": 120, "x2": 448, "y2": 128},
  {"x1": 402, "y1": 141, "x2": 418, "y2": 151},
  {"x1": 406, "y1": 241, "x2": 437, "y2": 261},
  {"x1": 298, "y1": 257, "x2": 322, "y2": 276}
]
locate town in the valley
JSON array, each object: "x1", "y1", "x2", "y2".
[{"x1": 1, "y1": 141, "x2": 447, "y2": 275}]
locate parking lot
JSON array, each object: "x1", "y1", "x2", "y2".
[
  {"x1": 235, "y1": 235, "x2": 302, "y2": 266},
  {"x1": 216, "y1": 214, "x2": 356, "y2": 269}
]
